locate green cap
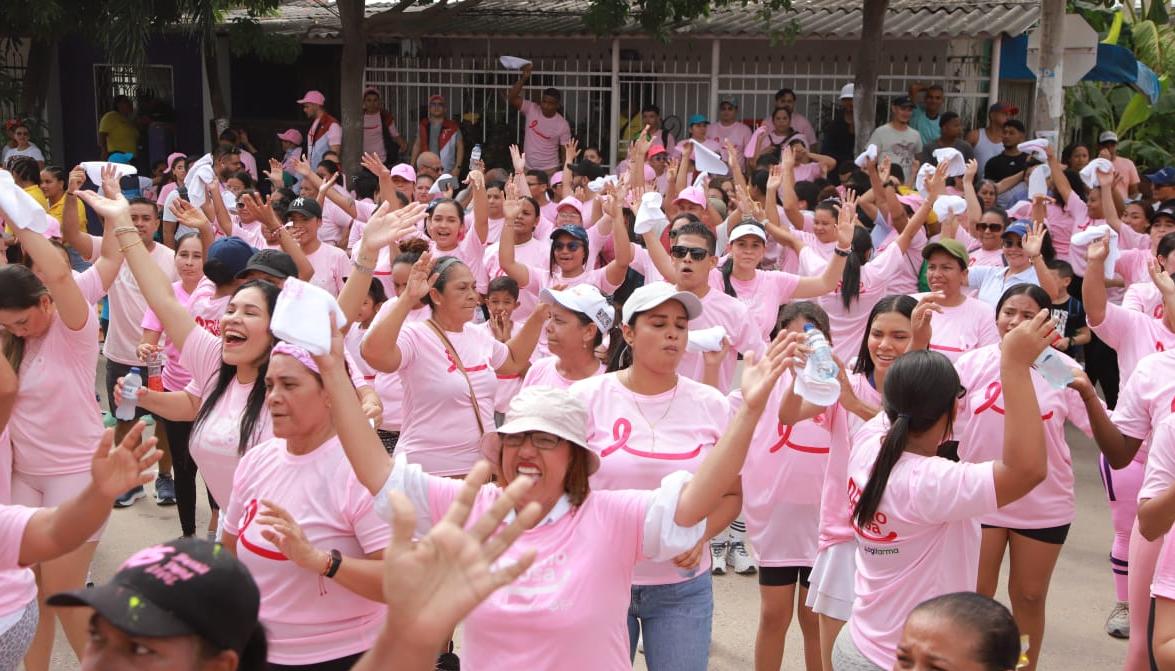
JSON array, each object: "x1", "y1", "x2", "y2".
[{"x1": 922, "y1": 238, "x2": 970, "y2": 267}]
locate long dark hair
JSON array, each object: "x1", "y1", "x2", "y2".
[
  {"x1": 852, "y1": 294, "x2": 917, "y2": 379},
  {"x1": 0, "y1": 265, "x2": 50, "y2": 372},
  {"x1": 190, "y1": 281, "x2": 280, "y2": 456},
  {"x1": 995, "y1": 283, "x2": 1051, "y2": 315},
  {"x1": 909, "y1": 592, "x2": 1020, "y2": 671},
  {"x1": 720, "y1": 219, "x2": 765, "y2": 298},
  {"x1": 838, "y1": 226, "x2": 873, "y2": 309},
  {"x1": 853, "y1": 350, "x2": 959, "y2": 528},
  {"x1": 778, "y1": 301, "x2": 830, "y2": 342}
]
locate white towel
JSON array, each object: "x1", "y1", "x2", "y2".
[
  {"x1": 634, "y1": 192, "x2": 668, "y2": 235},
  {"x1": 854, "y1": 144, "x2": 878, "y2": 168},
  {"x1": 932, "y1": 195, "x2": 967, "y2": 222},
  {"x1": 691, "y1": 140, "x2": 729, "y2": 175},
  {"x1": 932, "y1": 147, "x2": 966, "y2": 177},
  {"x1": 915, "y1": 163, "x2": 937, "y2": 198},
  {"x1": 183, "y1": 153, "x2": 216, "y2": 207},
  {"x1": 271, "y1": 278, "x2": 347, "y2": 355},
  {"x1": 686, "y1": 326, "x2": 727, "y2": 353},
  {"x1": 692, "y1": 171, "x2": 710, "y2": 189},
  {"x1": 1017, "y1": 139, "x2": 1049, "y2": 162},
  {"x1": 1028, "y1": 164, "x2": 1051, "y2": 200},
  {"x1": 79, "y1": 161, "x2": 138, "y2": 191},
  {"x1": 0, "y1": 171, "x2": 50, "y2": 234},
  {"x1": 499, "y1": 56, "x2": 532, "y2": 70},
  {"x1": 587, "y1": 175, "x2": 618, "y2": 193},
  {"x1": 1080, "y1": 157, "x2": 1114, "y2": 189},
  {"x1": 428, "y1": 173, "x2": 454, "y2": 195},
  {"x1": 1070, "y1": 224, "x2": 1119, "y2": 281}
]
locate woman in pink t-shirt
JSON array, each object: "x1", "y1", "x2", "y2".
[
  {"x1": 1137, "y1": 415, "x2": 1175, "y2": 669},
  {"x1": 955, "y1": 284, "x2": 1128, "y2": 671},
  {"x1": 520, "y1": 285, "x2": 613, "y2": 390},
  {"x1": 221, "y1": 344, "x2": 390, "y2": 668},
  {"x1": 833, "y1": 313, "x2": 1054, "y2": 670},
  {"x1": 918, "y1": 239, "x2": 1000, "y2": 361},
  {"x1": 0, "y1": 223, "x2": 106, "y2": 665},
  {"x1": 420, "y1": 172, "x2": 491, "y2": 292},
  {"x1": 965, "y1": 209, "x2": 1012, "y2": 268}
]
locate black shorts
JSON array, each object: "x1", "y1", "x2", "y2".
[
  {"x1": 981, "y1": 523, "x2": 1071, "y2": 545},
  {"x1": 759, "y1": 565, "x2": 812, "y2": 588},
  {"x1": 377, "y1": 429, "x2": 399, "y2": 456}
]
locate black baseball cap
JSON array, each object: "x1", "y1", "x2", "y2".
[
  {"x1": 1155, "y1": 199, "x2": 1175, "y2": 223},
  {"x1": 237, "y1": 249, "x2": 299, "y2": 280},
  {"x1": 287, "y1": 196, "x2": 322, "y2": 219},
  {"x1": 893, "y1": 96, "x2": 916, "y2": 109},
  {"x1": 48, "y1": 538, "x2": 260, "y2": 653},
  {"x1": 204, "y1": 236, "x2": 258, "y2": 285}
]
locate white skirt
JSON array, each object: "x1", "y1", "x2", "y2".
[{"x1": 805, "y1": 540, "x2": 856, "y2": 621}]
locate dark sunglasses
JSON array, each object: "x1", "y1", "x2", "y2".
[
  {"x1": 670, "y1": 245, "x2": 709, "y2": 261},
  {"x1": 1002, "y1": 238, "x2": 1022, "y2": 248},
  {"x1": 975, "y1": 223, "x2": 1004, "y2": 232},
  {"x1": 553, "y1": 241, "x2": 583, "y2": 252}
]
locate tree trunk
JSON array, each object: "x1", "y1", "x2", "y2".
[
  {"x1": 1032, "y1": 0, "x2": 1066, "y2": 132},
  {"x1": 854, "y1": 0, "x2": 889, "y2": 153},
  {"x1": 338, "y1": 0, "x2": 367, "y2": 176},
  {"x1": 203, "y1": 36, "x2": 229, "y2": 136}
]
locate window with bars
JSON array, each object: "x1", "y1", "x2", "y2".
[{"x1": 92, "y1": 63, "x2": 175, "y2": 126}]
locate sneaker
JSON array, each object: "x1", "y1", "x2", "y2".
[
  {"x1": 113, "y1": 486, "x2": 145, "y2": 508},
  {"x1": 435, "y1": 651, "x2": 460, "y2": 670},
  {"x1": 1106, "y1": 601, "x2": 1130, "y2": 639},
  {"x1": 710, "y1": 540, "x2": 728, "y2": 575},
  {"x1": 154, "y1": 474, "x2": 177, "y2": 506},
  {"x1": 728, "y1": 541, "x2": 757, "y2": 575}
]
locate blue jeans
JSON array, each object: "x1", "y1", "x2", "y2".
[{"x1": 627, "y1": 572, "x2": 713, "y2": 671}]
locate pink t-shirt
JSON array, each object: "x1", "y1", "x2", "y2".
[
  {"x1": 707, "y1": 121, "x2": 753, "y2": 160},
  {"x1": 709, "y1": 268, "x2": 801, "y2": 341},
  {"x1": 1111, "y1": 350, "x2": 1175, "y2": 464},
  {"x1": 1090, "y1": 302, "x2": 1175, "y2": 384},
  {"x1": 847, "y1": 414, "x2": 998, "y2": 668},
  {"x1": 364, "y1": 298, "x2": 430, "y2": 431},
  {"x1": 73, "y1": 266, "x2": 107, "y2": 305},
  {"x1": 10, "y1": 309, "x2": 103, "y2": 477},
  {"x1": 570, "y1": 373, "x2": 730, "y2": 584},
  {"x1": 141, "y1": 281, "x2": 197, "y2": 391},
  {"x1": 955, "y1": 344, "x2": 1095, "y2": 527},
  {"x1": 677, "y1": 288, "x2": 766, "y2": 393},
  {"x1": 815, "y1": 243, "x2": 909, "y2": 361},
  {"x1": 395, "y1": 320, "x2": 509, "y2": 475},
  {"x1": 223, "y1": 437, "x2": 390, "y2": 665},
  {"x1": 187, "y1": 279, "x2": 230, "y2": 338},
  {"x1": 968, "y1": 246, "x2": 1006, "y2": 268},
  {"x1": 792, "y1": 161, "x2": 825, "y2": 183},
  {"x1": 483, "y1": 236, "x2": 550, "y2": 320},
  {"x1": 630, "y1": 246, "x2": 665, "y2": 284},
  {"x1": 429, "y1": 225, "x2": 488, "y2": 294},
  {"x1": 817, "y1": 373, "x2": 882, "y2": 551},
  {"x1": 346, "y1": 200, "x2": 380, "y2": 252},
  {"x1": 1113, "y1": 156, "x2": 1141, "y2": 199},
  {"x1": 528, "y1": 265, "x2": 619, "y2": 298},
  {"x1": 0, "y1": 504, "x2": 37, "y2": 617},
  {"x1": 876, "y1": 225, "x2": 929, "y2": 295},
  {"x1": 181, "y1": 328, "x2": 273, "y2": 508},
  {"x1": 521, "y1": 356, "x2": 604, "y2": 390},
  {"x1": 305, "y1": 244, "x2": 350, "y2": 297},
  {"x1": 103, "y1": 242, "x2": 178, "y2": 366},
  {"x1": 912, "y1": 294, "x2": 999, "y2": 363},
  {"x1": 362, "y1": 112, "x2": 399, "y2": 162},
  {"x1": 233, "y1": 220, "x2": 267, "y2": 249},
  {"x1": 733, "y1": 372, "x2": 833, "y2": 566},
  {"x1": 1041, "y1": 191, "x2": 1089, "y2": 259},
  {"x1": 520, "y1": 100, "x2": 571, "y2": 171},
  {"x1": 1141, "y1": 416, "x2": 1175, "y2": 600},
  {"x1": 1124, "y1": 282, "x2": 1164, "y2": 320}
]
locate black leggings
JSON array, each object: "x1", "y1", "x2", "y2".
[
  {"x1": 161, "y1": 414, "x2": 198, "y2": 537},
  {"x1": 1151, "y1": 597, "x2": 1160, "y2": 671},
  {"x1": 268, "y1": 651, "x2": 364, "y2": 671}
]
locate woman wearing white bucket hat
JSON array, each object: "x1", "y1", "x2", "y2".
[{"x1": 322, "y1": 312, "x2": 795, "y2": 671}]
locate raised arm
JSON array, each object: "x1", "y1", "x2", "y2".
[
  {"x1": 602, "y1": 188, "x2": 634, "y2": 287},
  {"x1": 962, "y1": 159, "x2": 983, "y2": 228},
  {"x1": 339, "y1": 202, "x2": 426, "y2": 322},
  {"x1": 496, "y1": 209, "x2": 532, "y2": 289},
  {"x1": 468, "y1": 169, "x2": 489, "y2": 245},
  {"x1": 991, "y1": 310, "x2": 1051, "y2": 506},
  {"x1": 361, "y1": 252, "x2": 433, "y2": 373},
  {"x1": 506, "y1": 64, "x2": 532, "y2": 110},
  {"x1": 204, "y1": 178, "x2": 234, "y2": 238},
  {"x1": 777, "y1": 147, "x2": 807, "y2": 230},
  {"x1": 496, "y1": 304, "x2": 549, "y2": 376},
  {"x1": 361, "y1": 153, "x2": 396, "y2": 209},
  {"x1": 1022, "y1": 215, "x2": 1061, "y2": 299},
  {"x1": 12, "y1": 223, "x2": 89, "y2": 330},
  {"x1": 793, "y1": 192, "x2": 853, "y2": 298},
  {"x1": 240, "y1": 193, "x2": 315, "y2": 281},
  {"x1": 1081, "y1": 237, "x2": 1110, "y2": 327},
  {"x1": 168, "y1": 198, "x2": 215, "y2": 254},
  {"x1": 1046, "y1": 146, "x2": 1073, "y2": 204},
  {"x1": 321, "y1": 324, "x2": 393, "y2": 495}
]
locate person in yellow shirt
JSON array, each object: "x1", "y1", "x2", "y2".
[
  {"x1": 2, "y1": 156, "x2": 49, "y2": 236},
  {"x1": 41, "y1": 166, "x2": 87, "y2": 231},
  {"x1": 97, "y1": 96, "x2": 139, "y2": 157}
]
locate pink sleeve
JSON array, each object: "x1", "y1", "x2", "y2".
[
  {"x1": 179, "y1": 327, "x2": 224, "y2": 394},
  {"x1": 74, "y1": 267, "x2": 106, "y2": 305},
  {"x1": 861, "y1": 242, "x2": 907, "y2": 287},
  {"x1": 141, "y1": 307, "x2": 162, "y2": 332},
  {"x1": 1065, "y1": 191, "x2": 1089, "y2": 227},
  {"x1": 395, "y1": 322, "x2": 423, "y2": 371},
  {"x1": 1141, "y1": 420, "x2": 1175, "y2": 500},
  {"x1": 520, "y1": 99, "x2": 538, "y2": 119},
  {"x1": 0, "y1": 504, "x2": 37, "y2": 570},
  {"x1": 1123, "y1": 285, "x2": 1147, "y2": 313},
  {"x1": 976, "y1": 304, "x2": 1000, "y2": 347},
  {"x1": 1064, "y1": 387, "x2": 1097, "y2": 437},
  {"x1": 954, "y1": 225, "x2": 979, "y2": 251},
  {"x1": 487, "y1": 330, "x2": 510, "y2": 370},
  {"x1": 343, "y1": 349, "x2": 366, "y2": 389},
  {"x1": 355, "y1": 200, "x2": 378, "y2": 223},
  {"x1": 426, "y1": 477, "x2": 470, "y2": 525},
  {"x1": 767, "y1": 270, "x2": 800, "y2": 304},
  {"x1": 1090, "y1": 302, "x2": 1135, "y2": 349},
  {"x1": 326, "y1": 123, "x2": 342, "y2": 146},
  {"x1": 343, "y1": 473, "x2": 393, "y2": 555},
  {"x1": 221, "y1": 452, "x2": 255, "y2": 536},
  {"x1": 907, "y1": 459, "x2": 998, "y2": 525},
  {"x1": 1112, "y1": 368, "x2": 1154, "y2": 440}
]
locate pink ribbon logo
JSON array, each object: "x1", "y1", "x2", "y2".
[
  {"x1": 769, "y1": 422, "x2": 830, "y2": 454},
  {"x1": 973, "y1": 381, "x2": 1054, "y2": 421},
  {"x1": 237, "y1": 499, "x2": 288, "y2": 561},
  {"x1": 602, "y1": 418, "x2": 703, "y2": 460}
]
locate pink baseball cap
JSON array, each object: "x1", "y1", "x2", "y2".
[
  {"x1": 557, "y1": 196, "x2": 585, "y2": 213},
  {"x1": 276, "y1": 128, "x2": 303, "y2": 144},
  {"x1": 550, "y1": 172, "x2": 563, "y2": 186},
  {"x1": 390, "y1": 163, "x2": 416, "y2": 182},
  {"x1": 297, "y1": 90, "x2": 326, "y2": 106},
  {"x1": 896, "y1": 193, "x2": 925, "y2": 210},
  {"x1": 646, "y1": 144, "x2": 667, "y2": 159},
  {"x1": 674, "y1": 186, "x2": 707, "y2": 209},
  {"x1": 164, "y1": 152, "x2": 186, "y2": 174},
  {"x1": 363, "y1": 86, "x2": 379, "y2": 97}
]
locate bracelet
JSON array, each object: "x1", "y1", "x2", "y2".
[
  {"x1": 323, "y1": 549, "x2": 342, "y2": 578},
  {"x1": 834, "y1": 247, "x2": 851, "y2": 257},
  {"x1": 119, "y1": 239, "x2": 144, "y2": 253},
  {"x1": 113, "y1": 226, "x2": 139, "y2": 236},
  {"x1": 351, "y1": 259, "x2": 374, "y2": 275}
]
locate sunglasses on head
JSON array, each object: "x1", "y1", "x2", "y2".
[
  {"x1": 975, "y1": 222, "x2": 1004, "y2": 232},
  {"x1": 670, "y1": 245, "x2": 709, "y2": 261},
  {"x1": 1002, "y1": 238, "x2": 1022, "y2": 248},
  {"x1": 553, "y1": 240, "x2": 583, "y2": 252}
]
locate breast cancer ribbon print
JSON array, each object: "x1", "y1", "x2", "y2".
[
  {"x1": 602, "y1": 418, "x2": 703, "y2": 460},
  {"x1": 973, "y1": 381, "x2": 1054, "y2": 421},
  {"x1": 769, "y1": 421, "x2": 831, "y2": 454}
]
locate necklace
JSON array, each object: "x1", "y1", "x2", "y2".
[{"x1": 623, "y1": 369, "x2": 679, "y2": 453}]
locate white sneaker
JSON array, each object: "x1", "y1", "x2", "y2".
[
  {"x1": 1105, "y1": 601, "x2": 1130, "y2": 639},
  {"x1": 728, "y1": 541, "x2": 757, "y2": 575},
  {"x1": 710, "y1": 541, "x2": 728, "y2": 575}
]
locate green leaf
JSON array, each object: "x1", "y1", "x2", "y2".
[
  {"x1": 1103, "y1": 10, "x2": 1123, "y2": 44},
  {"x1": 1132, "y1": 20, "x2": 1164, "y2": 74},
  {"x1": 1117, "y1": 92, "x2": 1154, "y2": 135}
]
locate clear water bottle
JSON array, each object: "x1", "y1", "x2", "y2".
[
  {"x1": 803, "y1": 324, "x2": 838, "y2": 381},
  {"x1": 116, "y1": 367, "x2": 142, "y2": 421},
  {"x1": 1034, "y1": 348, "x2": 1074, "y2": 389},
  {"x1": 470, "y1": 144, "x2": 482, "y2": 166}
]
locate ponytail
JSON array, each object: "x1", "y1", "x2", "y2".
[
  {"x1": 720, "y1": 257, "x2": 737, "y2": 298},
  {"x1": 854, "y1": 414, "x2": 912, "y2": 528},
  {"x1": 839, "y1": 226, "x2": 873, "y2": 309}
]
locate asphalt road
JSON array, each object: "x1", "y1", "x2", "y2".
[{"x1": 46, "y1": 425, "x2": 1127, "y2": 671}]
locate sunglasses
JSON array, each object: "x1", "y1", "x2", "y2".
[
  {"x1": 1002, "y1": 238, "x2": 1022, "y2": 248},
  {"x1": 553, "y1": 241, "x2": 583, "y2": 252},
  {"x1": 670, "y1": 245, "x2": 709, "y2": 261},
  {"x1": 975, "y1": 223, "x2": 1004, "y2": 232}
]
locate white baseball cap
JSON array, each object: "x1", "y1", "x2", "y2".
[
  {"x1": 1099, "y1": 130, "x2": 1119, "y2": 144},
  {"x1": 488, "y1": 386, "x2": 600, "y2": 474},
  {"x1": 540, "y1": 284, "x2": 615, "y2": 333},
  {"x1": 621, "y1": 281, "x2": 703, "y2": 324},
  {"x1": 840, "y1": 83, "x2": 855, "y2": 100},
  {"x1": 728, "y1": 223, "x2": 768, "y2": 243}
]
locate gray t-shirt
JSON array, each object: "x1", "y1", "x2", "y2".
[{"x1": 867, "y1": 124, "x2": 923, "y2": 185}]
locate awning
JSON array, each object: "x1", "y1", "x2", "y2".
[{"x1": 999, "y1": 33, "x2": 1161, "y2": 103}]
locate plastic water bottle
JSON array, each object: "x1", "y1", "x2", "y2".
[
  {"x1": 803, "y1": 324, "x2": 838, "y2": 381},
  {"x1": 470, "y1": 144, "x2": 482, "y2": 166},
  {"x1": 1034, "y1": 348, "x2": 1074, "y2": 389},
  {"x1": 116, "y1": 368, "x2": 143, "y2": 421}
]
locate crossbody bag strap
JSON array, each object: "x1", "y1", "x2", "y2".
[{"x1": 426, "y1": 319, "x2": 486, "y2": 435}]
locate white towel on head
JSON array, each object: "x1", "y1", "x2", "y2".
[
  {"x1": 915, "y1": 163, "x2": 937, "y2": 198},
  {"x1": 587, "y1": 175, "x2": 618, "y2": 193},
  {"x1": 1070, "y1": 224, "x2": 1119, "y2": 281},
  {"x1": 932, "y1": 148, "x2": 966, "y2": 177},
  {"x1": 686, "y1": 326, "x2": 727, "y2": 353},
  {"x1": 691, "y1": 141, "x2": 729, "y2": 175},
  {"x1": 634, "y1": 191, "x2": 668, "y2": 235},
  {"x1": 1028, "y1": 164, "x2": 1051, "y2": 199},
  {"x1": 692, "y1": 172, "x2": 709, "y2": 189},
  {"x1": 0, "y1": 171, "x2": 50, "y2": 234},
  {"x1": 183, "y1": 153, "x2": 216, "y2": 207},
  {"x1": 1017, "y1": 139, "x2": 1050, "y2": 162},
  {"x1": 499, "y1": 56, "x2": 532, "y2": 70},
  {"x1": 79, "y1": 161, "x2": 138, "y2": 192},
  {"x1": 271, "y1": 278, "x2": 348, "y2": 355},
  {"x1": 1080, "y1": 157, "x2": 1114, "y2": 189},
  {"x1": 854, "y1": 144, "x2": 878, "y2": 168},
  {"x1": 932, "y1": 195, "x2": 967, "y2": 223}
]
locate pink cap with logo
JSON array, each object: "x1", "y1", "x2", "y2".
[
  {"x1": 674, "y1": 186, "x2": 707, "y2": 209},
  {"x1": 297, "y1": 90, "x2": 326, "y2": 106},
  {"x1": 276, "y1": 128, "x2": 303, "y2": 144},
  {"x1": 390, "y1": 163, "x2": 416, "y2": 182}
]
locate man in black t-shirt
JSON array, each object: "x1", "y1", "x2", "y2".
[{"x1": 985, "y1": 119, "x2": 1032, "y2": 208}]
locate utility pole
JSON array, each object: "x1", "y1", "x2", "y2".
[{"x1": 1033, "y1": 0, "x2": 1066, "y2": 131}]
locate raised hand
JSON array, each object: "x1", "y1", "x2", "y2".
[
  {"x1": 911, "y1": 292, "x2": 944, "y2": 349},
  {"x1": 91, "y1": 422, "x2": 162, "y2": 499},
  {"x1": 361, "y1": 152, "x2": 391, "y2": 179},
  {"x1": 1149, "y1": 257, "x2": 1175, "y2": 297},
  {"x1": 363, "y1": 201, "x2": 426, "y2": 250},
  {"x1": 404, "y1": 252, "x2": 436, "y2": 303},
  {"x1": 68, "y1": 165, "x2": 86, "y2": 194},
  {"x1": 257, "y1": 500, "x2": 323, "y2": 570},
  {"x1": 925, "y1": 161, "x2": 950, "y2": 200},
  {"x1": 836, "y1": 188, "x2": 857, "y2": 247},
  {"x1": 1086, "y1": 236, "x2": 1110, "y2": 264},
  {"x1": 780, "y1": 144, "x2": 795, "y2": 170},
  {"x1": 169, "y1": 198, "x2": 211, "y2": 231},
  {"x1": 508, "y1": 144, "x2": 526, "y2": 174},
  {"x1": 99, "y1": 163, "x2": 121, "y2": 199},
  {"x1": 1001, "y1": 309, "x2": 1056, "y2": 368},
  {"x1": 564, "y1": 137, "x2": 580, "y2": 166},
  {"x1": 963, "y1": 158, "x2": 978, "y2": 183},
  {"x1": 766, "y1": 164, "x2": 784, "y2": 193},
  {"x1": 240, "y1": 192, "x2": 282, "y2": 232},
  {"x1": 1022, "y1": 220, "x2": 1047, "y2": 259},
  {"x1": 75, "y1": 187, "x2": 130, "y2": 220},
  {"x1": 466, "y1": 169, "x2": 486, "y2": 192},
  {"x1": 293, "y1": 154, "x2": 313, "y2": 177}
]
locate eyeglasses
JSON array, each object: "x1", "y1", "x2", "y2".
[
  {"x1": 649, "y1": 155, "x2": 668, "y2": 162},
  {"x1": 553, "y1": 241, "x2": 583, "y2": 252},
  {"x1": 670, "y1": 245, "x2": 709, "y2": 261},
  {"x1": 501, "y1": 432, "x2": 563, "y2": 450},
  {"x1": 975, "y1": 223, "x2": 1004, "y2": 232},
  {"x1": 1002, "y1": 238, "x2": 1022, "y2": 248}
]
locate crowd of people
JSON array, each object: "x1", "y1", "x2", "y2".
[{"x1": 1, "y1": 72, "x2": 1175, "y2": 671}]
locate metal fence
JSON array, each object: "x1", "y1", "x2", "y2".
[{"x1": 366, "y1": 42, "x2": 992, "y2": 170}]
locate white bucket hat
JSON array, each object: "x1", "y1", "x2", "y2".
[{"x1": 486, "y1": 386, "x2": 600, "y2": 475}]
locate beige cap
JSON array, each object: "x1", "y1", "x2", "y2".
[{"x1": 485, "y1": 386, "x2": 600, "y2": 475}]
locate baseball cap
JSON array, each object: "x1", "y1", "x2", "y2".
[
  {"x1": 297, "y1": 90, "x2": 325, "y2": 106},
  {"x1": 488, "y1": 386, "x2": 599, "y2": 473},
  {"x1": 276, "y1": 128, "x2": 303, "y2": 144},
  {"x1": 687, "y1": 114, "x2": 709, "y2": 126},
  {"x1": 204, "y1": 236, "x2": 257, "y2": 284},
  {"x1": 549, "y1": 171, "x2": 563, "y2": 186},
  {"x1": 729, "y1": 223, "x2": 768, "y2": 243},
  {"x1": 363, "y1": 86, "x2": 379, "y2": 97},
  {"x1": 989, "y1": 101, "x2": 1019, "y2": 115},
  {"x1": 621, "y1": 281, "x2": 703, "y2": 324},
  {"x1": 840, "y1": 83, "x2": 855, "y2": 100},
  {"x1": 164, "y1": 152, "x2": 186, "y2": 174},
  {"x1": 555, "y1": 197, "x2": 585, "y2": 214},
  {"x1": 286, "y1": 196, "x2": 322, "y2": 219},
  {"x1": 718, "y1": 96, "x2": 739, "y2": 108},
  {"x1": 48, "y1": 538, "x2": 260, "y2": 654},
  {"x1": 428, "y1": 94, "x2": 445, "y2": 104},
  {"x1": 390, "y1": 163, "x2": 416, "y2": 182},
  {"x1": 1099, "y1": 131, "x2": 1119, "y2": 145},
  {"x1": 893, "y1": 96, "x2": 915, "y2": 109},
  {"x1": 646, "y1": 144, "x2": 667, "y2": 159},
  {"x1": 922, "y1": 238, "x2": 970, "y2": 266},
  {"x1": 1002, "y1": 221, "x2": 1030, "y2": 238},
  {"x1": 673, "y1": 186, "x2": 707, "y2": 209},
  {"x1": 1155, "y1": 200, "x2": 1175, "y2": 222},
  {"x1": 540, "y1": 284, "x2": 614, "y2": 332},
  {"x1": 552, "y1": 223, "x2": 589, "y2": 245},
  {"x1": 1146, "y1": 168, "x2": 1175, "y2": 186},
  {"x1": 237, "y1": 249, "x2": 299, "y2": 281}
]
